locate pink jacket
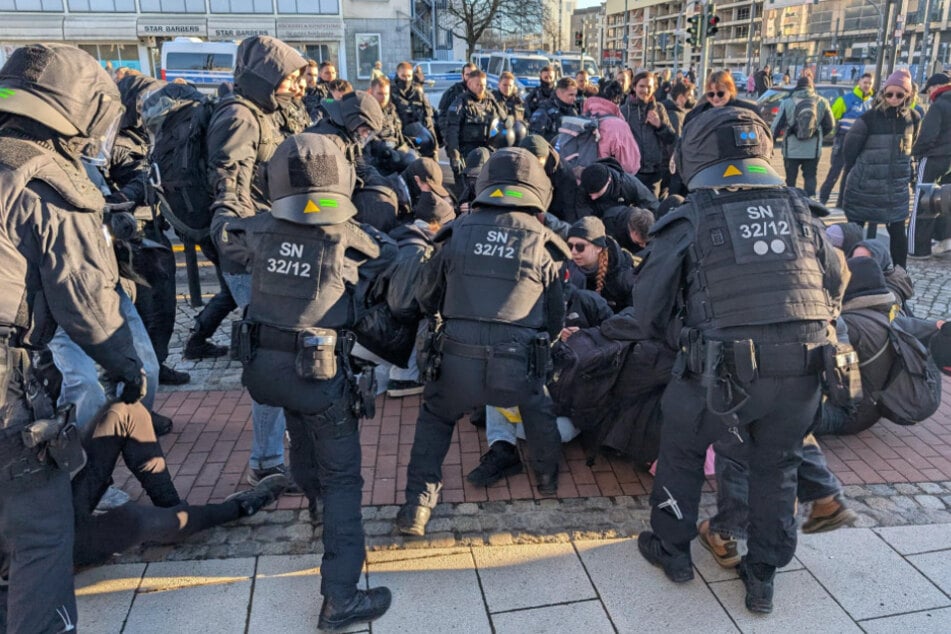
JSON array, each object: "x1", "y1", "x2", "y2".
[{"x1": 582, "y1": 97, "x2": 642, "y2": 174}]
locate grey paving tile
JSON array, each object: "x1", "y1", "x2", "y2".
[
  {"x1": 874, "y1": 524, "x2": 951, "y2": 555},
  {"x1": 249, "y1": 555, "x2": 367, "y2": 634},
  {"x1": 576, "y1": 539, "x2": 737, "y2": 633},
  {"x1": 367, "y1": 548, "x2": 490, "y2": 633},
  {"x1": 75, "y1": 563, "x2": 145, "y2": 634},
  {"x1": 123, "y1": 558, "x2": 255, "y2": 634},
  {"x1": 709, "y1": 569, "x2": 861, "y2": 633},
  {"x1": 795, "y1": 529, "x2": 950, "y2": 620},
  {"x1": 908, "y1": 550, "x2": 951, "y2": 595},
  {"x1": 472, "y1": 543, "x2": 596, "y2": 613},
  {"x1": 491, "y1": 599, "x2": 614, "y2": 634},
  {"x1": 860, "y1": 607, "x2": 951, "y2": 633}
]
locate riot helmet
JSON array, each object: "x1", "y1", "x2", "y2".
[
  {"x1": 488, "y1": 117, "x2": 516, "y2": 149},
  {"x1": 512, "y1": 119, "x2": 529, "y2": 145},
  {"x1": 268, "y1": 132, "x2": 358, "y2": 225},
  {"x1": 0, "y1": 44, "x2": 124, "y2": 162},
  {"x1": 403, "y1": 121, "x2": 435, "y2": 155},
  {"x1": 675, "y1": 106, "x2": 783, "y2": 191},
  {"x1": 473, "y1": 147, "x2": 553, "y2": 213}
]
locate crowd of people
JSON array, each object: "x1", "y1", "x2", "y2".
[{"x1": 2, "y1": 35, "x2": 951, "y2": 632}]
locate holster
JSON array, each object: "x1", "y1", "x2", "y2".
[
  {"x1": 530, "y1": 333, "x2": 552, "y2": 379},
  {"x1": 822, "y1": 342, "x2": 862, "y2": 407},
  {"x1": 230, "y1": 319, "x2": 258, "y2": 364},
  {"x1": 416, "y1": 321, "x2": 445, "y2": 383}
]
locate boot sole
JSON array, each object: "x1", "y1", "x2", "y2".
[
  {"x1": 697, "y1": 524, "x2": 741, "y2": 569},
  {"x1": 386, "y1": 386, "x2": 425, "y2": 397},
  {"x1": 801, "y1": 507, "x2": 858, "y2": 534},
  {"x1": 466, "y1": 462, "x2": 523, "y2": 487},
  {"x1": 318, "y1": 605, "x2": 391, "y2": 631},
  {"x1": 637, "y1": 534, "x2": 694, "y2": 583}
]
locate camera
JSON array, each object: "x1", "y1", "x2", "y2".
[{"x1": 918, "y1": 183, "x2": 951, "y2": 218}]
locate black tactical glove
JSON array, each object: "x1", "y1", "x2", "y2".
[
  {"x1": 450, "y1": 156, "x2": 466, "y2": 175},
  {"x1": 117, "y1": 370, "x2": 147, "y2": 404}
]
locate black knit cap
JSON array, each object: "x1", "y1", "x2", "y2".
[
  {"x1": 567, "y1": 216, "x2": 607, "y2": 247},
  {"x1": 473, "y1": 147, "x2": 553, "y2": 212},
  {"x1": 925, "y1": 72, "x2": 951, "y2": 91},
  {"x1": 844, "y1": 256, "x2": 889, "y2": 303},
  {"x1": 580, "y1": 163, "x2": 612, "y2": 194}
]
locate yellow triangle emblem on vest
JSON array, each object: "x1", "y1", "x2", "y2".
[
  {"x1": 489, "y1": 188, "x2": 504, "y2": 198},
  {"x1": 303, "y1": 199, "x2": 321, "y2": 213},
  {"x1": 723, "y1": 164, "x2": 743, "y2": 177}
]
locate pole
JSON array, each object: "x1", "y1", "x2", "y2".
[
  {"x1": 873, "y1": 0, "x2": 891, "y2": 87},
  {"x1": 623, "y1": 0, "x2": 629, "y2": 68},
  {"x1": 919, "y1": 0, "x2": 936, "y2": 85},
  {"x1": 744, "y1": 0, "x2": 757, "y2": 77},
  {"x1": 697, "y1": 0, "x2": 710, "y2": 87}
]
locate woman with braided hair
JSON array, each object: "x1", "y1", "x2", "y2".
[{"x1": 564, "y1": 216, "x2": 635, "y2": 312}]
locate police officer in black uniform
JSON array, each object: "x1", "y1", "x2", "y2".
[
  {"x1": 524, "y1": 65, "x2": 556, "y2": 117},
  {"x1": 529, "y1": 77, "x2": 580, "y2": 143},
  {"x1": 444, "y1": 69, "x2": 507, "y2": 182},
  {"x1": 212, "y1": 133, "x2": 394, "y2": 631},
  {"x1": 630, "y1": 107, "x2": 847, "y2": 613},
  {"x1": 392, "y1": 61, "x2": 438, "y2": 158},
  {"x1": 436, "y1": 62, "x2": 476, "y2": 143},
  {"x1": 396, "y1": 147, "x2": 567, "y2": 536},
  {"x1": 0, "y1": 43, "x2": 146, "y2": 634}
]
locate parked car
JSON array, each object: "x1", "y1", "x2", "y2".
[
  {"x1": 756, "y1": 83, "x2": 850, "y2": 143},
  {"x1": 731, "y1": 71, "x2": 749, "y2": 91}
]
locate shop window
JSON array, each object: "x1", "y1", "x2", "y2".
[
  {"x1": 211, "y1": 0, "x2": 272, "y2": 12},
  {"x1": 277, "y1": 0, "x2": 338, "y2": 14},
  {"x1": 3, "y1": 0, "x2": 63, "y2": 9},
  {"x1": 139, "y1": 0, "x2": 203, "y2": 12}
]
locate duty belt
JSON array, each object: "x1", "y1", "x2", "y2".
[
  {"x1": 440, "y1": 337, "x2": 495, "y2": 360},
  {"x1": 682, "y1": 333, "x2": 825, "y2": 378},
  {"x1": 256, "y1": 323, "x2": 344, "y2": 353}
]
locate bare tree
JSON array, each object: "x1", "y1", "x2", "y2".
[{"x1": 441, "y1": 0, "x2": 546, "y2": 59}]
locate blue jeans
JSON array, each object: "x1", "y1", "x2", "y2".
[
  {"x1": 48, "y1": 288, "x2": 159, "y2": 429},
  {"x1": 223, "y1": 272, "x2": 287, "y2": 470},
  {"x1": 485, "y1": 406, "x2": 580, "y2": 445}
]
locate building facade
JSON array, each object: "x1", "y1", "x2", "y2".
[{"x1": 0, "y1": 0, "x2": 415, "y2": 84}]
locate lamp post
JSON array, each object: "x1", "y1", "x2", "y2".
[{"x1": 623, "y1": 0, "x2": 629, "y2": 68}]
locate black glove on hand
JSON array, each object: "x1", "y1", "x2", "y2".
[
  {"x1": 450, "y1": 157, "x2": 466, "y2": 175},
  {"x1": 118, "y1": 370, "x2": 147, "y2": 404}
]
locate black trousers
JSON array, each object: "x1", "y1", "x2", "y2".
[
  {"x1": 133, "y1": 223, "x2": 177, "y2": 364},
  {"x1": 649, "y1": 372, "x2": 820, "y2": 568},
  {"x1": 818, "y1": 136, "x2": 847, "y2": 204},
  {"x1": 910, "y1": 155, "x2": 951, "y2": 256},
  {"x1": 404, "y1": 346, "x2": 561, "y2": 508},
  {"x1": 784, "y1": 157, "x2": 819, "y2": 197},
  {"x1": 192, "y1": 238, "x2": 237, "y2": 341}
]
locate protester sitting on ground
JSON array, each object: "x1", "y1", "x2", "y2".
[
  {"x1": 564, "y1": 216, "x2": 635, "y2": 313},
  {"x1": 825, "y1": 221, "x2": 866, "y2": 256},
  {"x1": 518, "y1": 134, "x2": 584, "y2": 223},
  {"x1": 73, "y1": 402, "x2": 287, "y2": 567},
  {"x1": 578, "y1": 160, "x2": 660, "y2": 218},
  {"x1": 849, "y1": 239, "x2": 915, "y2": 316},
  {"x1": 626, "y1": 206, "x2": 655, "y2": 255}
]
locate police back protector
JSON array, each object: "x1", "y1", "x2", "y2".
[{"x1": 678, "y1": 188, "x2": 835, "y2": 329}]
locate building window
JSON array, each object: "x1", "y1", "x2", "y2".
[
  {"x1": 736, "y1": 24, "x2": 749, "y2": 39},
  {"x1": 139, "y1": 0, "x2": 204, "y2": 12},
  {"x1": 737, "y1": 6, "x2": 750, "y2": 21},
  {"x1": 210, "y1": 0, "x2": 273, "y2": 12},
  {"x1": 68, "y1": 0, "x2": 135, "y2": 10},
  {"x1": 0, "y1": 0, "x2": 64, "y2": 9},
  {"x1": 277, "y1": 0, "x2": 339, "y2": 14},
  {"x1": 78, "y1": 44, "x2": 141, "y2": 71}
]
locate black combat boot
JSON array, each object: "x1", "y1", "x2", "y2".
[
  {"x1": 318, "y1": 587, "x2": 392, "y2": 631},
  {"x1": 224, "y1": 474, "x2": 288, "y2": 517},
  {"x1": 395, "y1": 503, "x2": 431, "y2": 536},
  {"x1": 466, "y1": 442, "x2": 522, "y2": 486},
  {"x1": 183, "y1": 335, "x2": 228, "y2": 360},
  {"x1": 737, "y1": 558, "x2": 775, "y2": 613},
  {"x1": 150, "y1": 410, "x2": 174, "y2": 436},
  {"x1": 637, "y1": 531, "x2": 694, "y2": 583},
  {"x1": 159, "y1": 364, "x2": 191, "y2": 385},
  {"x1": 535, "y1": 465, "x2": 559, "y2": 496}
]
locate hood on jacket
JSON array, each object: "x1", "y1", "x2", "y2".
[
  {"x1": 234, "y1": 36, "x2": 307, "y2": 112},
  {"x1": 117, "y1": 74, "x2": 163, "y2": 132},
  {"x1": 792, "y1": 88, "x2": 816, "y2": 100},
  {"x1": 582, "y1": 96, "x2": 623, "y2": 118},
  {"x1": 850, "y1": 239, "x2": 894, "y2": 273}
]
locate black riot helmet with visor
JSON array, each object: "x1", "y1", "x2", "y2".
[{"x1": 0, "y1": 44, "x2": 124, "y2": 163}]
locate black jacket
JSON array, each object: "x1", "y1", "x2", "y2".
[
  {"x1": 392, "y1": 77, "x2": 437, "y2": 142},
  {"x1": 529, "y1": 97, "x2": 579, "y2": 142},
  {"x1": 620, "y1": 97, "x2": 676, "y2": 174},
  {"x1": 588, "y1": 158, "x2": 660, "y2": 216},
  {"x1": 565, "y1": 237, "x2": 635, "y2": 312},
  {"x1": 912, "y1": 86, "x2": 951, "y2": 159},
  {"x1": 525, "y1": 82, "x2": 556, "y2": 116}
]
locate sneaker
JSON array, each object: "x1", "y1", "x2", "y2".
[
  {"x1": 225, "y1": 473, "x2": 288, "y2": 516},
  {"x1": 466, "y1": 442, "x2": 522, "y2": 487},
  {"x1": 386, "y1": 380, "x2": 424, "y2": 398},
  {"x1": 183, "y1": 335, "x2": 228, "y2": 360},
  {"x1": 535, "y1": 467, "x2": 559, "y2": 496},
  {"x1": 934, "y1": 239, "x2": 951, "y2": 257},
  {"x1": 159, "y1": 364, "x2": 191, "y2": 386},
  {"x1": 395, "y1": 503, "x2": 431, "y2": 536},
  {"x1": 801, "y1": 494, "x2": 858, "y2": 534},
  {"x1": 318, "y1": 587, "x2": 392, "y2": 631},
  {"x1": 94, "y1": 485, "x2": 130, "y2": 514},
  {"x1": 697, "y1": 520, "x2": 741, "y2": 568},
  {"x1": 248, "y1": 464, "x2": 303, "y2": 495},
  {"x1": 907, "y1": 252, "x2": 933, "y2": 260},
  {"x1": 150, "y1": 410, "x2": 174, "y2": 437},
  {"x1": 737, "y1": 558, "x2": 775, "y2": 614},
  {"x1": 637, "y1": 531, "x2": 694, "y2": 583}
]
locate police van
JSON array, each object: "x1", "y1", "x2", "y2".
[
  {"x1": 554, "y1": 53, "x2": 601, "y2": 85},
  {"x1": 484, "y1": 51, "x2": 554, "y2": 95},
  {"x1": 412, "y1": 59, "x2": 467, "y2": 108},
  {"x1": 160, "y1": 38, "x2": 237, "y2": 93}
]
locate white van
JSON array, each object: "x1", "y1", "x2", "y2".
[
  {"x1": 161, "y1": 38, "x2": 237, "y2": 92},
  {"x1": 485, "y1": 51, "x2": 553, "y2": 95},
  {"x1": 555, "y1": 53, "x2": 602, "y2": 84}
]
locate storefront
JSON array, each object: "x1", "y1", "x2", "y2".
[{"x1": 276, "y1": 18, "x2": 346, "y2": 69}]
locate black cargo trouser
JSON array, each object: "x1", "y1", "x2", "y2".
[
  {"x1": 192, "y1": 238, "x2": 238, "y2": 341},
  {"x1": 649, "y1": 372, "x2": 820, "y2": 569},
  {"x1": 404, "y1": 347, "x2": 561, "y2": 508},
  {"x1": 134, "y1": 224, "x2": 177, "y2": 364},
  {"x1": 818, "y1": 135, "x2": 847, "y2": 204}
]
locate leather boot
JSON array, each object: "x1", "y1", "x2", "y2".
[{"x1": 318, "y1": 587, "x2": 392, "y2": 631}]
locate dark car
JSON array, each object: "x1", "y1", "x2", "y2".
[{"x1": 757, "y1": 84, "x2": 850, "y2": 143}]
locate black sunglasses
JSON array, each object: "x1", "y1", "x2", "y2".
[
  {"x1": 706, "y1": 90, "x2": 726, "y2": 99},
  {"x1": 883, "y1": 91, "x2": 906, "y2": 99},
  {"x1": 568, "y1": 242, "x2": 588, "y2": 253}
]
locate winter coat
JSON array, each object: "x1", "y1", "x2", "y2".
[
  {"x1": 582, "y1": 96, "x2": 641, "y2": 174},
  {"x1": 842, "y1": 104, "x2": 920, "y2": 223},
  {"x1": 771, "y1": 88, "x2": 835, "y2": 159},
  {"x1": 912, "y1": 85, "x2": 951, "y2": 159},
  {"x1": 564, "y1": 236, "x2": 635, "y2": 312},
  {"x1": 620, "y1": 97, "x2": 676, "y2": 175}
]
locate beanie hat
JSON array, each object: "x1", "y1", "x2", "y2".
[
  {"x1": 795, "y1": 75, "x2": 813, "y2": 90},
  {"x1": 580, "y1": 163, "x2": 612, "y2": 194},
  {"x1": 518, "y1": 134, "x2": 551, "y2": 162},
  {"x1": 883, "y1": 69, "x2": 913, "y2": 94},
  {"x1": 567, "y1": 216, "x2": 608, "y2": 248},
  {"x1": 844, "y1": 256, "x2": 889, "y2": 303},
  {"x1": 825, "y1": 224, "x2": 845, "y2": 248},
  {"x1": 924, "y1": 72, "x2": 951, "y2": 91},
  {"x1": 414, "y1": 190, "x2": 455, "y2": 225}
]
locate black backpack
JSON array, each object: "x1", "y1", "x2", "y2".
[
  {"x1": 853, "y1": 311, "x2": 942, "y2": 425},
  {"x1": 552, "y1": 115, "x2": 615, "y2": 171},
  {"x1": 791, "y1": 96, "x2": 819, "y2": 141},
  {"x1": 549, "y1": 327, "x2": 630, "y2": 427}
]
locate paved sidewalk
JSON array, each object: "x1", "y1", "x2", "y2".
[{"x1": 78, "y1": 523, "x2": 951, "y2": 633}]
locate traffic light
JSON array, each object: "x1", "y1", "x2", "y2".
[
  {"x1": 687, "y1": 14, "x2": 701, "y2": 46},
  {"x1": 575, "y1": 31, "x2": 583, "y2": 47},
  {"x1": 706, "y1": 13, "x2": 720, "y2": 38}
]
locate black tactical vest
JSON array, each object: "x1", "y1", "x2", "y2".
[
  {"x1": 681, "y1": 188, "x2": 835, "y2": 330},
  {"x1": 0, "y1": 136, "x2": 106, "y2": 330},
  {"x1": 247, "y1": 216, "x2": 380, "y2": 330},
  {"x1": 441, "y1": 210, "x2": 552, "y2": 328}
]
